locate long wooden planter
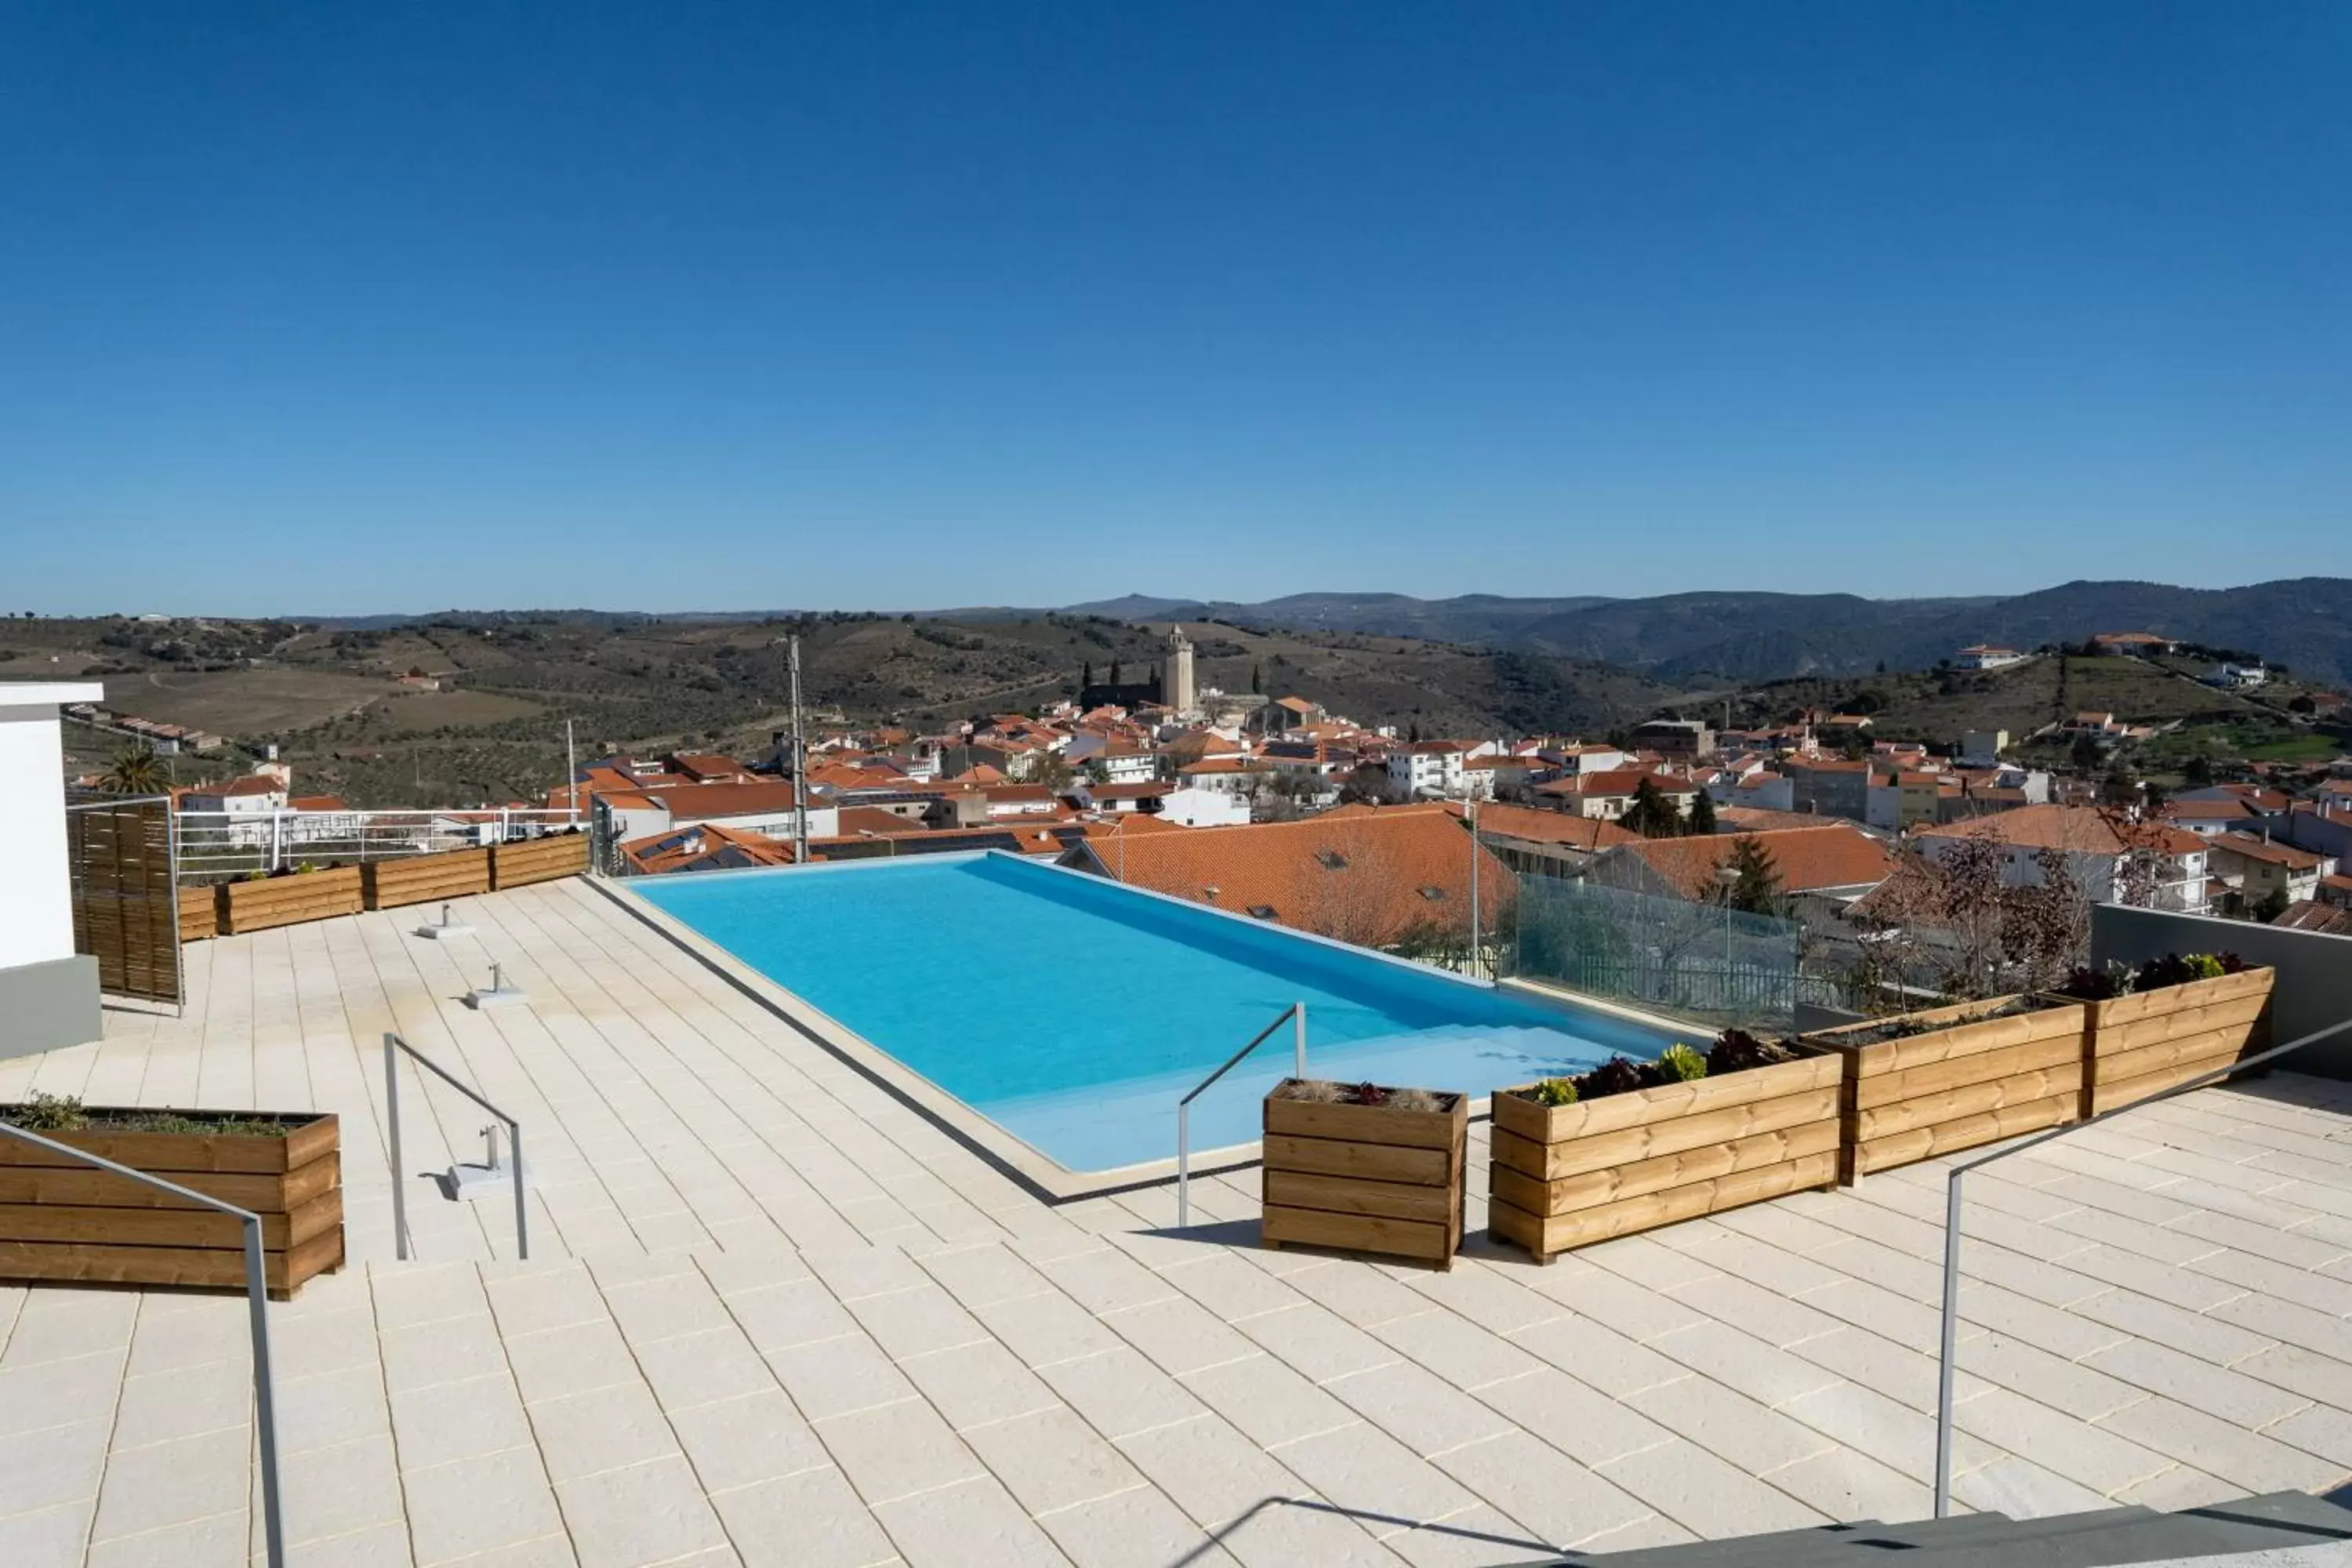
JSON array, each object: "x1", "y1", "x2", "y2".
[
  {"x1": 362, "y1": 847, "x2": 491, "y2": 911},
  {"x1": 1806, "y1": 996, "x2": 2089, "y2": 1181},
  {"x1": 1489, "y1": 1049, "x2": 1842, "y2": 1263},
  {"x1": 220, "y1": 866, "x2": 363, "y2": 935},
  {"x1": 491, "y1": 833, "x2": 588, "y2": 889},
  {"x1": 179, "y1": 883, "x2": 220, "y2": 942},
  {"x1": 1263, "y1": 1084, "x2": 1467, "y2": 1269},
  {"x1": 0, "y1": 1110, "x2": 343, "y2": 1298},
  {"x1": 2073, "y1": 967, "x2": 2274, "y2": 1116}
]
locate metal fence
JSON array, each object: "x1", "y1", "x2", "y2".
[
  {"x1": 1503, "y1": 873, "x2": 1855, "y2": 1034},
  {"x1": 175, "y1": 808, "x2": 582, "y2": 880}
]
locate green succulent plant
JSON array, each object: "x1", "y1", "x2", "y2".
[
  {"x1": 1656, "y1": 1044, "x2": 1709, "y2": 1083},
  {"x1": 1529, "y1": 1077, "x2": 1579, "y2": 1107}
]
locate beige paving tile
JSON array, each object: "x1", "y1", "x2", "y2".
[
  {"x1": 0, "y1": 1417, "x2": 110, "y2": 1516},
  {"x1": 527, "y1": 1381, "x2": 682, "y2": 1483},
  {"x1": 1036, "y1": 1482, "x2": 1242, "y2": 1568},
  {"x1": 961, "y1": 1404, "x2": 1145, "y2": 1514},
  {"x1": 1322, "y1": 1358, "x2": 1515, "y2": 1459},
  {"x1": 84, "y1": 1509, "x2": 247, "y2": 1568},
  {"x1": 502, "y1": 1318, "x2": 640, "y2": 1404},
  {"x1": 1038, "y1": 1345, "x2": 1208, "y2": 1441},
  {"x1": 277, "y1": 1432, "x2": 406, "y2": 1545},
  {"x1": 1595, "y1": 1436, "x2": 1826, "y2": 1537},
  {"x1": 844, "y1": 1283, "x2": 989, "y2": 1361},
  {"x1": 554, "y1": 1453, "x2": 730, "y2": 1568},
  {"x1": 0, "y1": 1348, "x2": 129, "y2": 1437},
  {"x1": 767, "y1": 1333, "x2": 918, "y2": 1421},
  {"x1": 390, "y1": 1374, "x2": 537, "y2": 1468},
  {"x1": 91, "y1": 1426, "x2": 249, "y2": 1542},
  {"x1": 897, "y1": 1339, "x2": 1059, "y2": 1432},
  {"x1": 402, "y1": 1446, "x2": 564, "y2": 1566},
  {"x1": 1180, "y1": 1352, "x2": 1359, "y2": 1448},
  {"x1": 869, "y1": 1473, "x2": 1074, "y2": 1567},
  {"x1": 1269, "y1": 1421, "x2": 1479, "y2": 1531},
  {"x1": 1431, "y1": 1429, "x2": 1651, "y2": 1548},
  {"x1": 0, "y1": 1500, "x2": 94, "y2": 1568},
  {"x1": 669, "y1": 1388, "x2": 831, "y2": 1493},
  {"x1": 275, "y1": 1363, "x2": 395, "y2": 1455},
  {"x1": 713, "y1": 1466, "x2": 898, "y2": 1568}
]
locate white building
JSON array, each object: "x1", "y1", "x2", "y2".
[
  {"x1": 1386, "y1": 741, "x2": 1472, "y2": 800},
  {"x1": 1160, "y1": 786, "x2": 1250, "y2": 827},
  {"x1": 0, "y1": 682, "x2": 105, "y2": 1058},
  {"x1": 2215, "y1": 662, "x2": 2269, "y2": 690},
  {"x1": 1914, "y1": 805, "x2": 2209, "y2": 913},
  {"x1": 1953, "y1": 645, "x2": 2030, "y2": 671}
]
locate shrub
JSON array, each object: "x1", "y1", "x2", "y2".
[
  {"x1": 1530, "y1": 1077, "x2": 1579, "y2": 1107},
  {"x1": 1583, "y1": 1057, "x2": 1648, "y2": 1098},
  {"x1": 1656, "y1": 1044, "x2": 1708, "y2": 1083}
]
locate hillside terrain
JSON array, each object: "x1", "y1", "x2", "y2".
[
  {"x1": 1068, "y1": 578, "x2": 2352, "y2": 687},
  {"x1": 7, "y1": 612, "x2": 1685, "y2": 808}
]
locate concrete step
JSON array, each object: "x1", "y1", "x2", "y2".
[{"x1": 1577, "y1": 1494, "x2": 2352, "y2": 1566}]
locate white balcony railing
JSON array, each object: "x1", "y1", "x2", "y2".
[{"x1": 174, "y1": 808, "x2": 583, "y2": 878}]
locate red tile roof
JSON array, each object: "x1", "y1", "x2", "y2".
[
  {"x1": 1606, "y1": 825, "x2": 1895, "y2": 897},
  {"x1": 1080, "y1": 811, "x2": 1509, "y2": 948},
  {"x1": 1918, "y1": 804, "x2": 2205, "y2": 857}
]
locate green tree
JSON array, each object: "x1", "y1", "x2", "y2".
[
  {"x1": 1080, "y1": 660, "x2": 1094, "y2": 690},
  {"x1": 1621, "y1": 778, "x2": 1685, "y2": 839},
  {"x1": 2181, "y1": 753, "x2": 2214, "y2": 787},
  {"x1": 1720, "y1": 837, "x2": 1784, "y2": 915},
  {"x1": 1686, "y1": 789, "x2": 1718, "y2": 834},
  {"x1": 2252, "y1": 886, "x2": 2292, "y2": 924},
  {"x1": 1250, "y1": 662, "x2": 1262, "y2": 695},
  {"x1": 100, "y1": 744, "x2": 167, "y2": 795}
]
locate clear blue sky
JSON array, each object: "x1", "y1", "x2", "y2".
[{"x1": 4, "y1": 2, "x2": 2346, "y2": 616}]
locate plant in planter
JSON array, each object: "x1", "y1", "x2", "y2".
[
  {"x1": 0, "y1": 1095, "x2": 343, "y2": 1298},
  {"x1": 1489, "y1": 1029, "x2": 1842, "y2": 1263},
  {"x1": 1262, "y1": 1077, "x2": 1468, "y2": 1270},
  {"x1": 220, "y1": 862, "x2": 363, "y2": 933},
  {"x1": 1803, "y1": 990, "x2": 2090, "y2": 1178},
  {"x1": 2051, "y1": 951, "x2": 2273, "y2": 1114}
]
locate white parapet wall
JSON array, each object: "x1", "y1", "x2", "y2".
[{"x1": 0, "y1": 681, "x2": 107, "y2": 1058}]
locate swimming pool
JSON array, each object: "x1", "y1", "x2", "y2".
[{"x1": 628, "y1": 851, "x2": 1680, "y2": 1174}]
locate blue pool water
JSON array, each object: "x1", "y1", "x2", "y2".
[{"x1": 630, "y1": 852, "x2": 1679, "y2": 1173}]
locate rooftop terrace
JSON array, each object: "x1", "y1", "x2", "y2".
[{"x1": 5, "y1": 878, "x2": 2352, "y2": 1566}]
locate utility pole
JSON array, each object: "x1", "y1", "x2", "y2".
[
  {"x1": 789, "y1": 635, "x2": 809, "y2": 864},
  {"x1": 564, "y1": 719, "x2": 577, "y2": 822}
]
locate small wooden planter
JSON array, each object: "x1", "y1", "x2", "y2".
[
  {"x1": 1489, "y1": 1050, "x2": 1841, "y2": 1263},
  {"x1": 1263, "y1": 1083, "x2": 1467, "y2": 1269},
  {"x1": 362, "y1": 847, "x2": 491, "y2": 911},
  {"x1": 178, "y1": 883, "x2": 220, "y2": 942},
  {"x1": 491, "y1": 833, "x2": 588, "y2": 889},
  {"x1": 1806, "y1": 996, "x2": 2089, "y2": 1181},
  {"x1": 2074, "y1": 967, "x2": 2274, "y2": 1116},
  {"x1": 220, "y1": 866, "x2": 364, "y2": 935},
  {"x1": 0, "y1": 1110, "x2": 343, "y2": 1298}
]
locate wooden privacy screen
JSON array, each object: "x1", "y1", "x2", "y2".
[{"x1": 66, "y1": 798, "x2": 182, "y2": 1005}]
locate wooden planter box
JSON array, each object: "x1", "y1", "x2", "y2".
[
  {"x1": 0, "y1": 1110, "x2": 343, "y2": 1298},
  {"x1": 491, "y1": 833, "x2": 588, "y2": 889},
  {"x1": 1263, "y1": 1083, "x2": 1467, "y2": 1269},
  {"x1": 220, "y1": 866, "x2": 363, "y2": 935},
  {"x1": 1807, "y1": 996, "x2": 2089, "y2": 1181},
  {"x1": 362, "y1": 847, "x2": 491, "y2": 911},
  {"x1": 179, "y1": 883, "x2": 220, "y2": 942},
  {"x1": 2074, "y1": 967, "x2": 2274, "y2": 1116},
  {"x1": 1489, "y1": 1049, "x2": 1842, "y2": 1263}
]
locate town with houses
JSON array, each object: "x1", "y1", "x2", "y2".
[{"x1": 112, "y1": 622, "x2": 2352, "y2": 964}]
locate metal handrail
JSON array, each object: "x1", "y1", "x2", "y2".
[
  {"x1": 0, "y1": 1120, "x2": 286, "y2": 1568},
  {"x1": 1176, "y1": 1001, "x2": 1305, "y2": 1228},
  {"x1": 384, "y1": 1033, "x2": 528, "y2": 1261},
  {"x1": 1933, "y1": 1011, "x2": 2352, "y2": 1516}
]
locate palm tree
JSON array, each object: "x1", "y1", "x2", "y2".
[{"x1": 101, "y1": 744, "x2": 167, "y2": 796}]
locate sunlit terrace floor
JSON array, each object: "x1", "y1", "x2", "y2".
[{"x1": 4, "y1": 877, "x2": 2352, "y2": 1567}]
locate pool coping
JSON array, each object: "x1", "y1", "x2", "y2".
[{"x1": 586, "y1": 852, "x2": 1697, "y2": 1203}]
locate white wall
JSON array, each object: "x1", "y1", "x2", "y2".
[{"x1": 0, "y1": 684, "x2": 104, "y2": 972}]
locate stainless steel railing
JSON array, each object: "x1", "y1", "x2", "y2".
[
  {"x1": 1176, "y1": 1001, "x2": 1305, "y2": 1228},
  {"x1": 0, "y1": 1120, "x2": 287, "y2": 1568},
  {"x1": 1933, "y1": 1011, "x2": 2352, "y2": 1515},
  {"x1": 384, "y1": 1033, "x2": 529, "y2": 1261},
  {"x1": 176, "y1": 808, "x2": 583, "y2": 878}
]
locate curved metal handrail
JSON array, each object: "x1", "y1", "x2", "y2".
[
  {"x1": 1177, "y1": 1002, "x2": 1305, "y2": 1227},
  {"x1": 0, "y1": 1120, "x2": 285, "y2": 1567},
  {"x1": 1933, "y1": 1011, "x2": 2352, "y2": 1515},
  {"x1": 384, "y1": 1033, "x2": 528, "y2": 1261}
]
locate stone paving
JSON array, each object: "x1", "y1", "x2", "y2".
[{"x1": 2, "y1": 877, "x2": 2351, "y2": 1566}]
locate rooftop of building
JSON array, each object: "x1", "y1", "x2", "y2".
[{"x1": 9, "y1": 876, "x2": 2352, "y2": 1566}]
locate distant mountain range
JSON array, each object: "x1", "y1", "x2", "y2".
[{"x1": 1062, "y1": 579, "x2": 2352, "y2": 688}]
